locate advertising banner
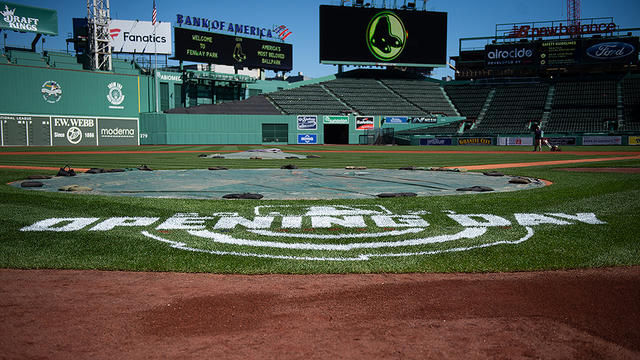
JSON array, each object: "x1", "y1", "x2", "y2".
[
  {"x1": 0, "y1": 1, "x2": 58, "y2": 35},
  {"x1": 98, "y1": 118, "x2": 139, "y2": 146},
  {"x1": 1, "y1": 114, "x2": 138, "y2": 146},
  {"x1": 409, "y1": 117, "x2": 437, "y2": 123},
  {"x1": 323, "y1": 116, "x2": 349, "y2": 124},
  {"x1": 485, "y1": 43, "x2": 538, "y2": 67},
  {"x1": 297, "y1": 134, "x2": 317, "y2": 144},
  {"x1": 110, "y1": 20, "x2": 172, "y2": 54},
  {"x1": 629, "y1": 136, "x2": 640, "y2": 146},
  {"x1": 582, "y1": 37, "x2": 639, "y2": 65},
  {"x1": 52, "y1": 116, "x2": 97, "y2": 146},
  {"x1": 319, "y1": 5, "x2": 447, "y2": 67},
  {"x1": 419, "y1": 138, "x2": 452, "y2": 146},
  {"x1": 497, "y1": 137, "x2": 534, "y2": 146},
  {"x1": 384, "y1": 116, "x2": 408, "y2": 124},
  {"x1": 547, "y1": 137, "x2": 576, "y2": 146},
  {"x1": 355, "y1": 116, "x2": 374, "y2": 130},
  {"x1": 582, "y1": 136, "x2": 622, "y2": 146},
  {"x1": 174, "y1": 27, "x2": 293, "y2": 71},
  {"x1": 458, "y1": 137, "x2": 493, "y2": 145},
  {"x1": 297, "y1": 115, "x2": 317, "y2": 130}
]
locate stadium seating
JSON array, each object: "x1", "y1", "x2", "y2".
[
  {"x1": 166, "y1": 94, "x2": 282, "y2": 115},
  {"x1": 545, "y1": 108, "x2": 614, "y2": 133},
  {"x1": 552, "y1": 80, "x2": 617, "y2": 107},
  {"x1": 322, "y1": 78, "x2": 425, "y2": 115},
  {"x1": 46, "y1": 52, "x2": 84, "y2": 70},
  {"x1": 380, "y1": 79, "x2": 459, "y2": 116},
  {"x1": 621, "y1": 77, "x2": 640, "y2": 132},
  {"x1": 397, "y1": 120, "x2": 465, "y2": 136},
  {"x1": 265, "y1": 84, "x2": 351, "y2": 115},
  {"x1": 7, "y1": 49, "x2": 48, "y2": 67},
  {"x1": 444, "y1": 84, "x2": 492, "y2": 119},
  {"x1": 466, "y1": 84, "x2": 549, "y2": 135},
  {"x1": 545, "y1": 79, "x2": 618, "y2": 133},
  {"x1": 111, "y1": 58, "x2": 142, "y2": 75}
]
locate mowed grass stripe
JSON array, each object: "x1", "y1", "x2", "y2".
[{"x1": 0, "y1": 146, "x2": 639, "y2": 273}]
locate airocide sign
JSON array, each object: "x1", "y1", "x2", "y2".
[{"x1": 485, "y1": 43, "x2": 537, "y2": 67}]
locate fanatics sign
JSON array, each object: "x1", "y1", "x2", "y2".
[{"x1": 110, "y1": 20, "x2": 172, "y2": 55}]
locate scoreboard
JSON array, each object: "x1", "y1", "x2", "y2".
[{"x1": 174, "y1": 27, "x2": 293, "y2": 71}]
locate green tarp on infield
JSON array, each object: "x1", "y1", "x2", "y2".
[{"x1": 12, "y1": 168, "x2": 546, "y2": 200}]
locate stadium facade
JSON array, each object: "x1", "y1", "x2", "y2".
[{"x1": 1, "y1": 2, "x2": 639, "y2": 147}]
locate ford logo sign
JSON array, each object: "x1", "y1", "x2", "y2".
[{"x1": 586, "y1": 42, "x2": 635, "y2": 60}]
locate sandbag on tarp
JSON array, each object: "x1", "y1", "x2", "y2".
[
  {"x1": 509, "y1": 177, "x2": 532, "y2": 184},
  {"x1": 21, "y1": 181, "x2": 43, "y2": 188},
  {"x1": 457, "y1": 186, "x2": 494, "y2": 192},
  {"x1": 483, "y1": 171, "x2": 504, "y2": 177},
  {"x1": 12, "y1": 169, "x2": 546, "y2": 200},
  {"x1": 377, "y1": 192, "x2": 417, "y2": 198},
  {"x1": 222, "y1": 193, "x2": 264, "y2": 199},
  {"x1": 59, "y1": 185, "x2": 93, "y2": 192}
]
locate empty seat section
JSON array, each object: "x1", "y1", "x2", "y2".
[
  {"x1": 470, "y1": 84, "x2": 548, "y2": 135},
  {"x1": 324, "y1": 78, "x2": 425, "y2": 116},
  {"x1": 444, "y1": 84, "x2": 491, "y2": 118},
  {"x1": 621, "y1": 78, "x2": 640, "y2": 132},
  {"x1": 46, "y1": 52, "x2": 84, "y2": 70},
  {"x1": 546, "y1": 80, "x2": 617, "y2": 133},
  {"x1": 266, "y1": 84, "x2": 351, "y2": 115},
  {"x1": 382, "y1": 79, "x2": 458, "y2": 116}
]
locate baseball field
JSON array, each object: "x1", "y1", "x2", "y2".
[{"x1": 1, "y1": 145, "x2": 639, "y2": 358}]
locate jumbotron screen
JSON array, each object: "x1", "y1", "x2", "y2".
[
  {"x1": 174, "y1": 27, "x2": 292, "y2": 71},
  {"x1": 319, "y1": 5, "x2": 447, "y2": 67}
]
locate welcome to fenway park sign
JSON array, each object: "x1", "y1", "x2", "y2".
[{"x1": 21, "y1": 205, "x2": 606, "y2": 261}]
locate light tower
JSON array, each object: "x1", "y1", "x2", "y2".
[
  {"x1": 87, "y1": 0, "x2": 112, "y2": 71},
  {"x1": 567, "y1": 0, "x2": 581, "y2": 28}
]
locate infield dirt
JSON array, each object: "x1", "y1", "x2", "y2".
[{"x1": 1, "y1": 267, "x2": 638, "y2": 359}]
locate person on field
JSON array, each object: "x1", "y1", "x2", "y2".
[{"x1": 533, "y1": 124, "x2": 543, "y2": 152}]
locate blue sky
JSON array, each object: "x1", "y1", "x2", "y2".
[{"x1": 4, "y1": 0, "x2": 640, "y2": 79}]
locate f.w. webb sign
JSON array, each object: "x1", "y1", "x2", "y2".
[{"x1": 21, "y1": 205, "x2": 606, "y2": 261}]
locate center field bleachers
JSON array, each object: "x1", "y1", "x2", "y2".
[
  {"x1": 322, "y1": 78, "x2": 426, "y2": 115},
  {"x1": 621, "y1": 77, "x2": 640, "y2": 132},
  {"x1": 444, "y1": 84, "x2": 492, "y2": 119},
  {"x1": 544, "y1": 80, "x2": 617, "y2": 133},
  {"x1": 265, "y1": 84, "x2": 351, "y2": 115},
  {"x1": 467, "y1": 84, "x2": 549, "y2": 135},
  {"x1": 380, "y1": 79, "x2": 459, "y2": 116}
]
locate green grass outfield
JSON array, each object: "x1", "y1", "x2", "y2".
[{"x1": 1, "y1": 145, "x2": 639, "y2": 274}]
